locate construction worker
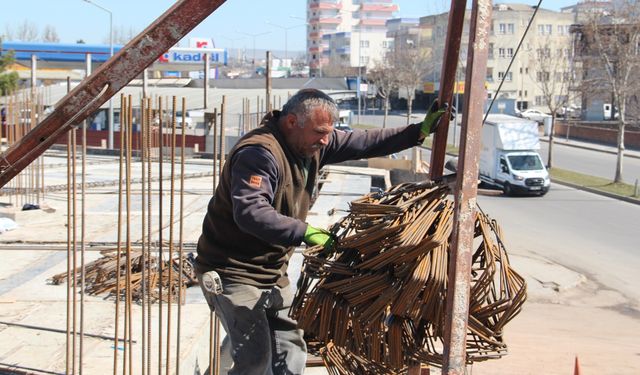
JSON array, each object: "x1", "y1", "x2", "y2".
[{"x1": 196, "y1": 88, "x2": 446, "y2": 375}]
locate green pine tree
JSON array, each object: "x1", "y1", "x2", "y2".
[{"x1": 0, "y1": 47, "x2": 19, "y2": 96}]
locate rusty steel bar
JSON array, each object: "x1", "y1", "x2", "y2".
[
  {"x1": 176, "y1": 97, "x2": 187, "y2": 375},
  {"x1": 0, "y1": 0, "x2": 228, "y2": 188},
  {"x1": 166, "y1": 96, "x2": 177, "y2": 375},
  {"x1": 442, "y1": 1, "x2": 493, "y2": 374},
  {"x1": 429, "y1": 0, "x2": 468, "y2": 179}
]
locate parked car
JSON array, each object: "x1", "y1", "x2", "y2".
[{"x1": 519, "y1": 109, "x2": 551, "y2": 123}]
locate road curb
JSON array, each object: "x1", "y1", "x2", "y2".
[{"x1": 552, "y1": 178, "x2": 640, "y2": 205}]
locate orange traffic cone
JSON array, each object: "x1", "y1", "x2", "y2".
[{"x1": 574, "y1": 356, "x2": 581, "y2": 375}]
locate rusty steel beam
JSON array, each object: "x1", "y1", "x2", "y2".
[
  {"x1": 442, "y1": 1, "x2": 492, "y2": 374},
  {"x1": 429, "y1": 0, "x2": 467, "y2": 179},
  {"x1": 0, "y1": 0, "x2": 228, "y2": 188}
]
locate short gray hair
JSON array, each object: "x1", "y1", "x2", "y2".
[{"x1": 281, "y1": 89, "x2": 339, "y2": 128}]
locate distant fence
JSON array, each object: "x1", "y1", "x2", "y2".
[{"x1": 554, "y1": 121, "x2": 640, "y2": 150}]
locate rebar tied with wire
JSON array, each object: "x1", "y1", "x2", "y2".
[{"x1": 291, "y1": 180, "x2": 527, "y2": 374}]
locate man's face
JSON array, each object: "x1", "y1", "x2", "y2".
[{"x1": 284, "y1": 107, "x2": 334, "y2": 158}]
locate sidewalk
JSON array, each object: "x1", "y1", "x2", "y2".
[
  {"x1": 541, "y1": 135, "x2": 640, "y2": 159},
  {"x1": 539, "y1": 136, "x2": 640, "y2": 205}
]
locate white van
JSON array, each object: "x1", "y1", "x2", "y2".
[{"x1": 479, "y1": 114, "x2": 550, "y2": 196}]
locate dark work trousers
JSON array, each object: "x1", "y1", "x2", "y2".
[{"x1": 198, "y1": 276, "x2": 307, "y2": 375}]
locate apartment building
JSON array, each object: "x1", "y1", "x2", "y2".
[
  {"x1": 488, "y1": 3, "x2": 575, "y2": 111},
  {"x1": 386, "y1": 3, "x2": 576, "y2": 112},
  {"x1": 305, "y1": 0, "x2": 398, "y2": 76}
]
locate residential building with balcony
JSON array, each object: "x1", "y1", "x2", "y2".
[{"x1": 305, "y1": 0, "x2": 399, "y2": 76}]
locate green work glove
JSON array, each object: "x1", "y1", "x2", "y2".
[
  {"x1": 420, "y1": 99, "x2": 448, "y2": 137},
  {"x1": 303, "y1": 224, "x2": 336, "y2": 250}
]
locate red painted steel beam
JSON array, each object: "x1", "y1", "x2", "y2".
[
  {"x1": 442, "y1": 1, "x2": 492, "y2": 374},
  {"x1": 429, "y1": 0, "x2": 467, "y2": 179},
  {"x1": 0, "y1": 0, "x2": 227, "y2": 188}
]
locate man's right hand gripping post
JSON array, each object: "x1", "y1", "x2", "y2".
[
  {"x1": 303, "y1": 224, "x2": 336, "y2": 251},
  {"x1": 420, "y1": 99, "x2": 449, "y2": 140}
]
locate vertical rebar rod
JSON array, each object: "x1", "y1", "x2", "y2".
[
  {"x1": 175, "y1": 96, "x2": 186, "y2": 375},
  {"x1": 140, "y1": 97, "x2": 147, "y2": 375},
  {"x1": 71, "y1": 123, "x2": 78, "y2": 375},
  {"x1": 65, "y1": 78, "x2": 72, "y2": 375},
  {"x1": 79, "y1": 107, "x2": 87, "y2": 375},
  {"x1": 146, "y1": 97, "x2": 153, "y2": 375},
  {"x1": 126, "y1": 95, "x2": 134, "y2": 375},
  {"x1": 208, "y1": 312, "x2": 215, "y2": 374},
  {"x1": 165, "y1": 96, "x2": 177, "y2": 375},
  {"x1": 442, "y1": 1, "x2": 492, "y2": 374},
  {"x1": 122, "y1": 96, "x2": 130, "y2": 375},
  {"x1": 256, "y1": 95, "x2": 260, "y2": 129},
  {"x1": 157, "y1": 96, "x2": 164, "y2": 375},
  {"x1": 220, "y1": 96, "x2": 226, "y2": 170},
  {"x1": 114, "y1": 94, "x2": 125, "y2": 375},
  {"x1": 212, "y1": 107, "x2": 218, "y2": 191}
]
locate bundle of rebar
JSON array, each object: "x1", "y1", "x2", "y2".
[
  {"x1": 291, "y1": 180, "x2": 527, "y2": 374},
  {"x1": 51, "y1": 249, "x2": 197, "y2": 304}
]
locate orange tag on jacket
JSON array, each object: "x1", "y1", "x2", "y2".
[{"x1": 249, "y1": 175, "x2": 262, "y2": 188}]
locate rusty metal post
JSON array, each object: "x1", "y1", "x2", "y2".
[
  {"x1": 429, "y1": 0, "x2": 467, "y2": 179},
  {"x1": 266, "y1": 51, "x2": 272, "y2": 112},
  {"x1": 442, "y1": 1, "x2": 492, "y2": 374},
  {"x1": 0, "y1": 0, "x2": 228, "y2": 188}
]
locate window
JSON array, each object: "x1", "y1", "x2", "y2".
[
  {"x1": 536, "y1": 71, "x2": 550, "y2": 82},
  {"x1": 498, "y1": 23, "x2": 515, "y2": 34},
  {"x1": 538, "y1": 24, "x2": 552, "y2": 35},
  {"x1": 360, "y1": 40, "x2": 369, "y2": 48},
  {"x1": 506, "y1": 48, "x2": 514, "y2": 58},
  {"x1": 488, "y1": 43, "x2": 494, "y2": 59},
  {"x1": 498, "y1": 71, "x2": 513, "y2": 81},
  {"x1": 499, "y1": 48, "x2": 506, "y2": 58},
  {"x1": 537, "y1": 48, "x2": 551, "y2": 59},
  {"x1": 486, "y1": 67, "x2": 494, "y2": 82},
  {"x1": 535, "y1": 96, "x2": 544, "y2": 105},
  {"x1": 558, "y1": 25, "x2": 571, "y2": 35}
]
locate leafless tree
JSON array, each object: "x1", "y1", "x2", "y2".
[
  {"x1": 41, "y1": 25, "x2": 60, "y2": 43},
  {"x1": 394, "y1": 45, "x2": 431, "y2": 125},
  {"x1": 367, "y1": 57, "x2": 399, "y2": 128},
  {"x1": 15, "y1": 20, "x2": 39, "y2": 41},
  {"x1": 575, "y1": 0, "x2": 640, "y2": 183},
  {"x1": 321, "y1": 57, "x2": 353, "y2": 78},
  {"x1": 529, "y1": 36, "x2": 573, "y2": 168},
  {"x1": 111, "y1": 26, "x2": 138, "y2": 45}
]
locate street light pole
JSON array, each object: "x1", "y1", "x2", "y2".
[
  {"x1": 221, "y1": 35, "x2": 245, "y2": 65},
  {"x1": 238, "y1": 30, "x2": 270, "y2": 66},
  {"x1": 265, "y1": 22, "x2": 306, "y2": 61},
  {"x1": 83, "y1": 0, "x2": 114, "y2": 149}
]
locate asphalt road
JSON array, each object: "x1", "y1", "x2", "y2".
[
  {"x1": 538, "y1": 141, "x2": 640, "y2": 184},
  {"x1": 357, "y1": 111, "x2": 640, "y2": 184},
  {"x1": 476, "y1": 184, "x2": 640, "y2": 309}
]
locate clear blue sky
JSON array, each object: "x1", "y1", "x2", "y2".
[{"x1": 0, "y1": 0, "x2": 577, "y2": 52}]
